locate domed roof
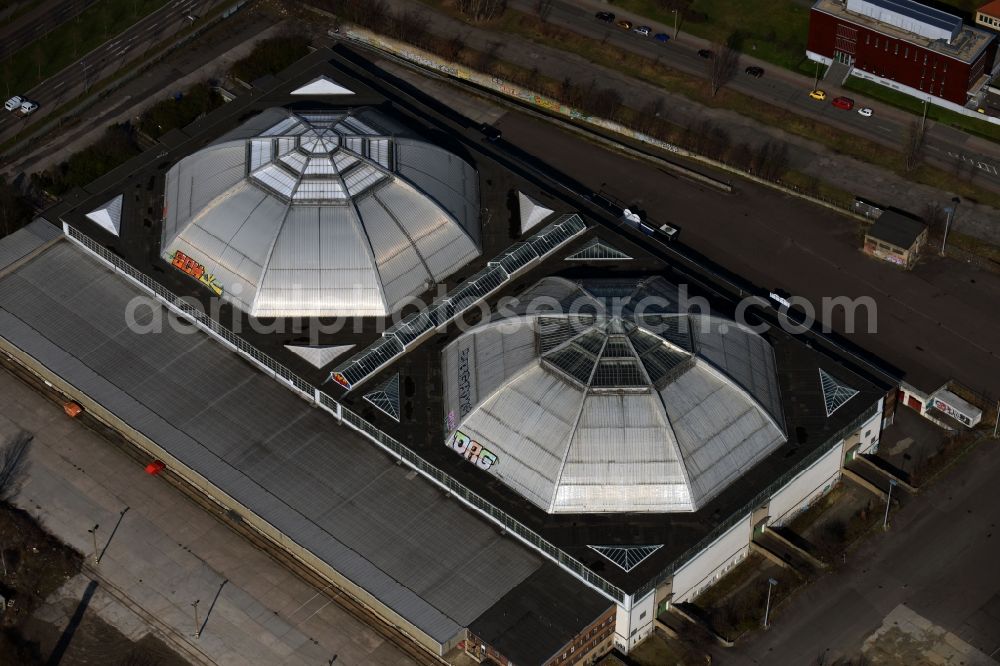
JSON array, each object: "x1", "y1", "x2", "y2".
[
  {"x1": 161, "y1": 108, "x2": 481, "y2": 317},
  {"x1": 442, "y1": 277, "x2": 787, "y2": 514}
]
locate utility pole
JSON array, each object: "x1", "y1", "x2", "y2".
[
  {"x1": 883, "y1": 478, "x2": 897, "y2": 530},
  {"x1": 941, "y1": 196, "x2": 960, "y2": 256},
  {"x1": 993, "y1": 399, "x2": 999, "y2": 439},
  {"x1": 763, "y1": 578, "x2": 778, "y2": 629},
  {"x1": 813, "y1": 62, "x2": 820, "y2": 91},
  {"x1": 87, "y1": 524, "x2": 100, "y2": 564},
  {"x1": 920, "y1": 97, "x2": 929, "y2": 135},
  {"x1": 192, "y1": 599, "x2": 201, "y2": 638}
]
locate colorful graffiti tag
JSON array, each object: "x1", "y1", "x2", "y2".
[
  {"x1": 457, "y1": 347, "x2": 473, "y2": 418},
  {"x1": 329, "y1": 371, "x2": 352, "y2": 390},
  {"x1": 446, "y1": 430, "x2": 498, "y2": 471},
  {"x1": 169, "y1": 250, "x2": 224, "y2": 296}
]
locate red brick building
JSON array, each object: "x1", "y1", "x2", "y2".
[{"x1": 807, "y1": 0, "x2": 997, "y2": 106}]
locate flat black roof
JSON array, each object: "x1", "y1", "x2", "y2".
[
  {"x1": 469, "y1": 563, "x2": 613, "y2": 665},
  {"x1": 868, "y1": 210, "x2": 927, "y2": 248}
]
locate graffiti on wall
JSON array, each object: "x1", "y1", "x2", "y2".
[
  {"x1": 169, "y1": 250, "x2": 224, "y2": 296},
  {"x1": 457, "y1": 347, "x2": 473, "y2": 418},
  {"x1": 446, "y1": 429, "x2": 498, "y2": 471}
]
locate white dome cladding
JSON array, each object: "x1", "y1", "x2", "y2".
[
  {"x1": 442, "y1": 277, "x2": 787, "y2": 514},
  {"x1": 161, "y1": 107, "x2": 481, "y2": 317}
]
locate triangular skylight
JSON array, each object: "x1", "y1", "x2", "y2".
[
  {"x1": 284, "y1": 344, "x2": 355, "y2": 369},
  {"x1": 85, "y1": 194, "x2": 123, "y2": 236},
  {"x1": 590, "y1": 545, "x2": 663, "y2": 572},
  {"x1": 290, "y1": 75, "x2": 354, "y2": 96},
  {"x1": 819, "y1": 368, "x2": 859, "y2": 417},
  {"x1": 364, "y1": 373, "x2": 400, "y2": 421},
  {"x1": 518, "y1": 191, "x2": 554, "y2": 234},
  {"x1": 566, "y1": 238, "x2": 633, "y2": 261}
]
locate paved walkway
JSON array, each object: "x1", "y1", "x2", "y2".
[
  {"x1": 383, "y1": 0, "x2": 1000, "y2": 245},
  {"x1": 861, "y1": 604, "x2": 996, "y2": 666},
  {"x1": 0, "y1": 366, "x2": 417, "y2": 666}
]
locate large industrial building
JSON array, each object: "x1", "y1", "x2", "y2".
[
  {"x1": 807, "y1": 0, "x2": 997, "y2": 107},
  {"x1": 1, "y1": 44, "x2": 895, "y2": 665}
]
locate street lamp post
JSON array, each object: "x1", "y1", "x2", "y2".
[
  {"x1": 883, "y1": 478, "x2": 898, "y2": 530},
  {"x1": 672, "y1": 9, "x2": 679, "y2": 39},
  {"x1": 192, "y1": 599, "x2": 201, "y2": 638},
  {"x1": 762, "y1": 577, "x2": 778, "y2": 629},
  {"x1": 993, "y1": 400, "x2": 999, "y2": 439},
  {"x1": 87, "y1": 524, "x2": 99, "y2": 564},
  {"x1": 941, "y1": 196, "x2": 960, "y2": 256}
]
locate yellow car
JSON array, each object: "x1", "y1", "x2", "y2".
[{"x1": 809, "y1": 89, "x2": 827, "y2": 101}]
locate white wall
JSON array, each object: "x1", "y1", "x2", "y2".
[
  {"x1": 768, "y1": 444, "x2": 842, "y2": 527},
  {"x1": 613, "y1": 590, "x2": 655, "y2": 652},
  {"x1": 670, "y1": 514, "x2": 752, "y2": 603},
  {"x1": 857, "y1": 409, "x2": 882, "y2": 454}
]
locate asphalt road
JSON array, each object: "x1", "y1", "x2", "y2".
[
  {"x1": 510, "y1": 0, "x2": 1000, "y2": 186},
  {"x1": 0, "y1": 0, "x2": 218, "y2": 150},
  {"x1": 489, "y1": 110, "x2": 1000, "y2": 395},
  {"x1": 0, "y1": 0, "x2": 96, "y2": 61},
  {"x1": 713, "y1": 434, "x2": 1000, "y2": 664}
]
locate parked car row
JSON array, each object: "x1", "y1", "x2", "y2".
[
  {"x1": 808, "y1": 90, "x2": 874, "y2": 116},
  {"x1": 4, "y1": 95, "x2": 38, "y2": 115},
  {"x1": 595, "y1": 12, "x2": 670, "y2": 43}
]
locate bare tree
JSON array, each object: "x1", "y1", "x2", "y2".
[
  {"x1": 442, "y1": 33, "x2": 466, "y2": 60},
  {"x1": 458, "y1": 0, "x2": 507, "y2": 22},
  {"x1": 921, "y1": 202, "x2": 947, "y2": 240},
  {"x1": 904, "y1": 119, "x2": 926, "y2": 172},
  {"x1": 0, "y1": 432, "x2": 32, "y2": 501},
  {"x1": 708, "y1": 37, "x2": 740, "y2": 96},
  {"x1": 536, "y1": 0, "x2": 553, "y2": 22},
  {"x1": 753, "y1": 141, "x2": 790, "y2": 180}
]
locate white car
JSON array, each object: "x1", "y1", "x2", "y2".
[
  {"x1": 633, "y1": 25, "x2": 651, "y2": 37},
  {"x1": 858, "y1": 107, "x2": 873, "y2": 117},
  {"x1": 20, "y1": 100, "x2": 38, "y2": 115},
  {"x1": 4, "y1": 96, "x2": 22, "y2": 111}
]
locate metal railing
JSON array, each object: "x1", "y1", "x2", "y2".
[{"x1": 61, "y1": 223, "x2": 628, "y2": 604}]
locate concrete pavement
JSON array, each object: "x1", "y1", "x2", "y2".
[{"x1": 0, "y1": 365, "x2": 419, "y2": 666}]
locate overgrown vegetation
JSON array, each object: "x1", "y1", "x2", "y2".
[
  {"x1": 33, "y1": 80, "x2": 224, "y2": 197},
  {"x1": 695, "y1": 567, "x2": 801, "y2": 640},
  {"x1": 32, "y1": 124, "x2": 141, "y2": 196},
  {"x1": 0, "y1": 178, "x2": 34, "y2": 238},
  {"x1": 138, "y1": 83, "x2": 224, "y2": 140},
  {"x1": 230, "y1": 35, "x2": 310, "y2": 83}
]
